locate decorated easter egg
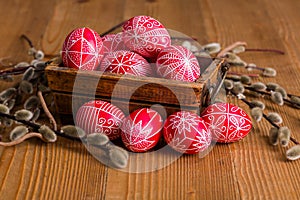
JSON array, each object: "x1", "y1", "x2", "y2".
[
  {"x1": 62, "y1": 27, "x2": 104, "y2": 70},
  {"x1": 121, "y1": 108, "x2": 163, "y2": 152},
  {"x1": 102, "y1": 33, "x2": 128, "y2": 56},
  {"x1": 99, "y1": 50, "x2": 153, "y2": 76},
  {"x1": 122, "y1": 15, "x2": 171, "y2": 59},
  {"x1": 75, "y1": 100, "x2": 125, "y2": 140},
  {"x1": 156, "y1": 45, "x2": 200, "y2": 82},
  {"x1": 163, "y1": 111, "x2": 211, "y2": 154},
  {"x1": 201, "y1": 102, "x2": 252, "y2": 143}
]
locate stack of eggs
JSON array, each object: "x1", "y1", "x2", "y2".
[
  {"x1": 62, "y1": 15, "x2": 252, "y2": 154},
  {"x1": 61, "y1": 15, "x2": 201, "y2": 82}
]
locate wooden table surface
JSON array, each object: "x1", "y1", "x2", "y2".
[{"x1": 1, "y1": 0, "x2": 300, "y2": 199}]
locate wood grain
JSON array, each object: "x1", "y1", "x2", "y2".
[{"x1": 0, "y1": 0, "x2": 300, "y2": 199}]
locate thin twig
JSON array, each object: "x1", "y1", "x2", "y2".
[
  {"x1": 37, "y1": 91, "x2": 57, "y2": 131},
  {"x1": 0, "y1": 132, "x2": 46, "y2": 146},
  {"x1": 20, "y1": 34, "x2": 34, "y2": 48},
  {"x1": 245, "y1": 48, "x2": 285, "y2": 55},
  {"x1": 217, "y1": 41, "x2": 247, "y2": 58},
  {"x1": 227, "y1": 71, "x2": 260, "y2": 78}
]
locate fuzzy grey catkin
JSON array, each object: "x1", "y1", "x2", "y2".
[
  {"x1": 19, "y1": 80, "x2": 33, "y2": 94},
  {"x1": 3, "y1": 118, "x2": 13, "y2": 127},
  {"x1": 9, "y1": 126, "x2": 29, "y2": 141},
  {"x1": 267, "y1": 112, "x2": 283, "y2": 125},
  {"x1": 108, "y1": 146, "x2": 129, "y2": 169},
  {"x1": 34, "y1": 50, "x2": 45, "y2": 60},
  {"x1": 6, "y1": 99, "x2": 15, "y2": 110},
  {"x1": 38, "y1": 125, "x2": 57, "y2": 142},
  {"x1": 286, "y1": 145, "x2": 300, "y2": 161},
  {"x1": 203, "y1": 43, "x2": 221, "y2": 54},
  {"x1": 266, "y1": 82, "x2": 279, "y2": 91},
  {"x1": 14, "y1": 62, "x2": 29, "y2": 68},
  {"x1": 31, "y1": 108, "x2": 40, "y2": 122},
  {"x1": 60, "y1": 125, "x2": 86, "y2": 138},
  {"x1": 226, "y1": 74, "x2": 241, "y2": 81},
  {"x1": 250, "y1": 82, "x2": 267, "y2": 91},
  {"x1": 232, "y1": 82, "x2": 245, "y2": 94},
  {"x1": 278, "y1": 126, "x2": 291, "y2": 147},
  {"x1": 271, "y1": 92, "x2": 284, "y2": 106},
  {"x1": 22, "y1": 67, "x2": 35, "y2": 81},
  {"x1": 225, "y1": 53, "x2": 247, "y2": 66},
  {"x1": 24, "y1": 95, "x2": 40, "y2": 110},
  {"x1": 269, "y1": 127, "x2": 279, "y2": 145},
  {"x1": 240, "y1": 75, "x2": 252, "y2": 84},
  {"x1": 0, "y1": 104, "x2": 10, "y2": 114},
  {"x1": 86, "y1": 133, "x2": 110, "y2": 146},
  {"x1": 0, "y1": 88, "x2": 17, "y2": 101},
  {"x1": 290, "y1": 96, "x2": 300, "y2": 105},
  {"x1": 14, "y1": 109, "x2": 33, "y2": 121},
  {"x1": 224, "y1": 79, "x2": 233, "y2": 90},
  {"x1": 250, "y1": 100, "x2": 265, "y2": 110},
  {"x1": 232, "y1": 45, "x2": 246, "y2": 54},
  {"x1": 275, "y1": 86, "x2": 287, "y2": 99},
  {"x1": 262, "y1": 68, "x2": 277, "y2": 77},
  {"x1": 250, "y1": 107, "x2": 263, "y2": 122}
]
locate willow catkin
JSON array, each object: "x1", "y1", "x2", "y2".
[
  {"x1": 31, "y1": 108, "x2": 40, "y2": 122},
  {"x1": 290, "y1": 96, "x2": 300, "y2": 105},
  {"x1": 6, "y1": 99, "x2": 15, "y2": 110},
  {"x1": 0, "y1": 104, "x2": 10, "y2": 114},
  {"x1": 9, "y1": 126, "x2": 29, "y2": 141},
  {"x1": 232, "y1": 45, "x2": 246, "y2": 54},
  {"x1": 286, "y1": 145, "x2": 300, "y2": 161},
  {"x1": 14, "y1": 109, "x2": 33, "y2": 121},
  {"x1": 60, "y1": 125, "x2": 86, "y2": 138},
  {"x1": 22, "y1": 67, "x2": 35, "y2": 81},
  {"x1": 24, "y1": 95, "x2": 40, "y2": 110},
  {"x1": 266, "y1": 82, "x2": 279, "y2": 91},
  {"x1": 38, "y1": 125, "x2": 57, "y2": 142},
  {"x1": 271, "y1": 92, "x2": 284, "y2": 106},
  {"x1": 250, "y1": 107, "x2": 263, "y2": 122},
  {"x1": 19, "y1": 80, "x2": 33, "y2": 94},
  {"x1": 226, "y1": 74, "x2": 241, "y2": 81},
  {"x1": 108, "y1": 146, "x2": 129, "y2": 169},
  {"x1": 14, "y1": 62, "x2": 29, "y2": 68},
  {"x1": 267, "y1": 112, "x2": 283, "y2": 125},
  {"x1": 262, "y1": 68, "x2": 277, "y2": 77},
  {"x1": 86, "y1": 133, "x2": 110, "y2": 146},
  {"x1": 275, "y1": 86, "x2": 287, "y2": 99},
  {"x1": 240, "y1": 75, "x2": 252, "y2": 84},
  {"x1": 0, "y1": 88, "x2": 17, "y2": 101},
  {"x1": 250, "y1": 100, "x2": 265, "y2": 110},
  {"x1": 232, "y1": 82, "x2": 245, "y2": 94},
  {"x1": 278, "y1": 126, "x2": 291, "y2": 147},
  {"x1": 269, "y1": 127, "x2": 279, "y2": 146},
  {"x1": 224, "y1": 79, "x2": 233, "y2": 90},
  {"x1": 203, "y1": 43, "x2": 221, "y2": 54},
  {"x1": 250, "y1": 82, "x2": 267, "y2": 91}
]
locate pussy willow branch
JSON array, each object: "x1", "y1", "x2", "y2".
[
  {"x1": 227, "y1": 89, "x2": 299, "y2": 145},
  {"x1": 217, "y1": 41, "x2": 247, "y2": 58},
  {"x1": 245, "y1": 48, "x2": 285, "y2": 55},
  {"x1": 0, "y1": 111, "x2": 79, "y2": 141},
  {"x1": 244, "y1": 86, "x2": 300, "y2": 108}
]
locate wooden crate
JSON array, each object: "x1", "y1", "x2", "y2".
[{"x1": 45, "y1": 57, "x2": 227, "y2": 124}]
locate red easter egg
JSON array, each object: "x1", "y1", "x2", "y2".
[
  {"x1": 102, "y1": 33, "x2": 128, "y2": 56},
  {"x1": 75, "y1": 100, "x2": 125, "y2": 140},
  {"x1": 163, "y1": 111, "x2": 211, "y2": 154},
  {"x1": 62, "y1": 27, "x2": 104, "y2": 70},
  {"x1": 201, "y1": 103, "x2": 252, "y2": 143},
  {"x1": 121, "y1": 108, "x2": 163, "y2": 152},
  {"x1": 156, "y1": 45, "x2": 200, "y2": 82},
  {"x1": 122, "y1": 15, "x2": 171, "y2": 59},
  {"x1": 99, "y1": 50, "x2": 153, "y2": 76}
]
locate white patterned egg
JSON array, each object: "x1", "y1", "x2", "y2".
[
  {"x1": 163, "y1": 111, "x2": 211, "y2": 154},
  {"x1": 75, "y1": 100, "x2": 125, "y2": 140},
  {"x1": 156, "y1": 45, "x2": 200, "y2": 82},
  {"x1": 121, "y1": 108, "x2": 163, "y2": 152},
  {"x1": 201, "y1": 103, "x2": 252, "y2": 143},
  {"x1": 122, "y1": 15, "x2": 171, "y2": 59}
]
